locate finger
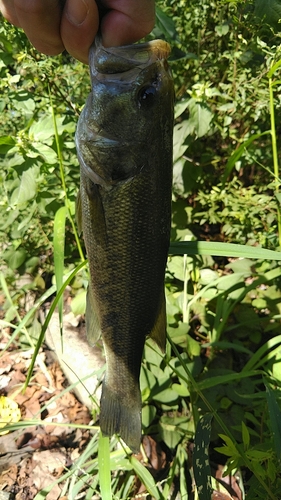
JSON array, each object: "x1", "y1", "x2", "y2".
[
  {"x1": 13, "y1": 0, "x2": 64, "y2": 55},
  {"x1": 0, "y1": 0, "x2": 20, "y2": 26},
  {"x1": 100, "y1": 0, "x2": 155, "y2": 47},
  {"x1": 60, "y1": 0, "x2": 99, "y2": 64}
]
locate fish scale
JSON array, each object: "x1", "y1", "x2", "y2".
[{"x1": 76, "y1": 37, "x2": 174, "y2": 452}]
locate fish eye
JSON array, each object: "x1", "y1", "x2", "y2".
[{"x1": 138, "y1": 84, "x2": 157, "y2": 107}]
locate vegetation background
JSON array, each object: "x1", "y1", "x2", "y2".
[{"x1": 1, "y1": 0, "x2": 281, "y2": 498}]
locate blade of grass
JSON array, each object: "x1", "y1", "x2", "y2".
[
  {"x1": 242, "y1": 335, "x2": 281, "y2": 372},
  {"x1": 268, "y1": 66, "x2": 281, "y2": 247},
  {"x1": 98, "y1": 433, "x2": 112, "y2": 500},
  {"x1": 130, "y1": 455, "x2": 164, "y2": 500},
  {"x1": 68, "y1": 434, "x2": 100, "y2": 497},
  {"x1": 49, "y1": 85, "x2": 85, "y2": 263},
  {"x1": 0, "y1": 272, "x2": 34, "y2": 348},
  {"x1": 23, "y1": 259, "x2": 87, "y2": 390},
  {"x1": 221, "y1": 130, "x2": 270, "y2": 184},
  {"x1": 162, "y1": 449, "x2": 178, "y2": 498},
  {"x1": 197, "y1": 370, "x2": 262, "y2": 391},
  {"x1": 1, "y1": 419, "x2": 97, "y2": 433},
  {"x1": 53, "y1": 205, "x2": 67, "y2": 340},
  {"x1": 169, "y1": 240, "x2": 281, "y2": 260},
  {"x1": 0, "y1": 264, "x2": 85, "y2": 354},
  {"x1": 202, "y1": 341, "x2": 252, "y2": 355}
]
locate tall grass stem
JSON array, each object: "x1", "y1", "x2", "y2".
[
  {"x1": 49, "y1": 86, "x2": 85, "y2": 262},
  {"x1": 268, "y1": 71, "x2": 281, "y2": 247}
]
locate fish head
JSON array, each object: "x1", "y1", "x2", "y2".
[
  {"x1": 76, "y1": 38, "x2": 174, "y2": 186},
  {"x1": 89, "y1": 38, "x2": 173, "y2": 136}
]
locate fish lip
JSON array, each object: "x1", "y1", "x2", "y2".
[
  {"x1": 90, "y1": 38, "x2": 171, "y2": 77},
  {"x1": 95, "y1": 38, "x2": 171, "y2": 61}
]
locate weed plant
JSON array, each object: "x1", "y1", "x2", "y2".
[{"x1": 2, "y1": 0, "x2": 281, "y2": 498}]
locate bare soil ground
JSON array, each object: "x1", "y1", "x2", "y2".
[{"x1": 0, "y1": 326, "x2": 93, "y2": 500}]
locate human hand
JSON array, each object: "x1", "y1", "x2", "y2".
[{"x1": 0, "y1": 0, "x2": 155, "y2": 64}]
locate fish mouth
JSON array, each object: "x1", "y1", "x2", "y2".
[
  {"x1": 90, "y1": 38, "x2": 171, "y2": 77},
  {"x1": 76, "y1": 117, "x2": 121, "y2": 186},
  {"x1": 81, "y1": 119, "x2": 119, "y2": 146}
]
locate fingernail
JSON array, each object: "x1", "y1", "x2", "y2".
[{"x1": 66, "y1": 0, "x2": 88, "y2": 25}]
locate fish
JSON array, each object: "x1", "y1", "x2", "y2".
[{"x1": 75, "y1": 36, "x2": 174, "y2": 453}]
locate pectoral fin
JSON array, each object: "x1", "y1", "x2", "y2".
[
  {"x1": 149, "y1": 292, "x2": 166, "y2": 352},
  {"x1": 86, "y1": 285, "x2": 101, "y2": 346},
  {"x1": 85, "y1": 179, "x2": 108, "y2": 248},
  {"x1": 75, "y1": 189, "x2": 82, "y2": 234}
]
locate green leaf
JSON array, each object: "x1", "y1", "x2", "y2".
[
  {"x1": 7, "y1": 248, "x2": 27, "y2": 270},
  {"x1": 214, "y1": 445, "x2": 235, "y2": 457},
  {"x1": 188, "y1": 100, "x2": 213, "y2": 138},
  {"x1": 222, "y1": 131, "x2": 270, "y2": 183},
  {"x1": 31, "y1": 143, "x2": 57, "y2": 164},
  {"x1": 193, "y1": 414, "x2": 213, "y2": 500},
  {"x1": 275, "y1": 192, "x2": 281, "y2": 206},
  {"x1": 140, "y1": 366, "x2": 156, "y2": 398},
  {"x1": 142, "y1": 405, "x2": 157, "y2": 428},
  {"x1": 159, "y1": 422, "x2": 182, "y2": 449},
  {"x1": 29, "y1": 115, "x2": 59, "y2": 142},
  {"x1": 12, "y1": 90, "x2": 35, "y2": 114},
  {"x1": 174, "y1": 99, "x2": 189, "y2": 119},
  {"x1": 152, "y1": 387, "x2": 179, "y2": 404},
  {"x1": 155, "y1": 6, "x2": 179, "y2": 41},
  {"x1": 10, "y1": 165, "x2": 39, "y2": 207},
  {"x1": 173, "y1": 120, "x2": 192, "y2": 162},
  {"x1": 172, "y1": 382, "x2": 190, "y2": 397},
  {"x1": 247, "y1": 449, "x2": 273, "y2": 460},
  {"x1": 0, "y1": 135, "x2": 15, "y2": 145},
  {"x1": 215, "y1": 23, "x2": 229, "y2": 36},
  {"x1": 199, "y1": 268, "x2": 219, "y2": 285},
  {"x1": 255, "y1": 0, "x2": 281, "y2": 30},
  {"x1": 217, "y1": 434, "x2": 239, "y2": 456},
  {"x1": 70, "y1": 289, "x2": 86, "y2": 316},
  {"x1": 0, "y1": 135, "x2": 16, "y2": 154}
]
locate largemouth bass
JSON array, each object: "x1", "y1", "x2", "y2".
[{"x1": 75, "y1": 37, "x2": 174, "y2": 453}]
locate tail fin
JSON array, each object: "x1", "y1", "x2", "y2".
[{"x1": 99, "y1": 381, "x2": 142, "y2": 454}]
